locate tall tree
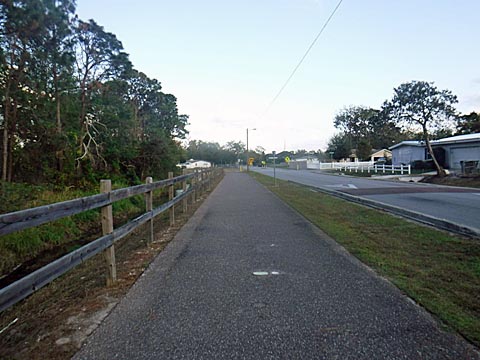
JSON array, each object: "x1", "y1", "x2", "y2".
[
  {"x1": 0, "y1": 1, "x2": 189, "y2": 186},
  {"x1": 334, "y1": 105, "x2": 405, "y2": 150},
  {"x1": 382, "y1": 81, "x2": 458, "y2": 177},
  {"x1": 326, "y1": 133, "x2": 351, "y2": 161},
  {"x1": 73, "y1": 18, "x2": 131, "y2": 171},
  {"x1": 43, "y1": 0, "x2": 76, "y2": 171},
  {"x1": 1, "y1": 0, "x2": 77, "y2": 183},
  {"x1": 457, "y1": 112, "x2": 480, "y2": 135},
  {"x1": 0, "y1": 0, "x2": 44, "y2": 182},
  {"x1": 334, "y1": 106, "x2": 375, "y2": 148},
  {"x1": 357, "y1": 139, "x2": 372, "y2": 161}
]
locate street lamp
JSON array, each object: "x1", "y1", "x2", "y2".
[{"x1": 246, "y1": 128, "x2": 256, "y2": 172}]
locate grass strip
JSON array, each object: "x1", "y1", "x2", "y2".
[{"x1": 250, "y1": 171, "x2": 480, "y2": 346}]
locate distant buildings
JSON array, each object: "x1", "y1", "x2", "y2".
[
  {"x1": 370, "y1": 149, "x2": 392, "y2": 163},
  {"x1": 176, "y1": 159, "x2": 212, "y2": 169}
]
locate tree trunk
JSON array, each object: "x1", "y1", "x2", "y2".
[
  {"x1": 8, "y1": 98, "x2": 19, "y2": 182},
  {"x1": 2, "y1": 89, "x2": 9, "y2": 183},
  {"x1": 54, "y1": 68, "x2": 64, "y2": 172},
  {"x1": 423, "y1": 128, "x2": 446, "y2": 177},
  {"x1": 77, "y1": 78, "x2": 88, "y2": 170},
  {"x1": 7, "y1": 134, "x2": 13, "y2": 183},
  {"x1": 56, "y1": 94, "x2": 64, "y2": 172}
]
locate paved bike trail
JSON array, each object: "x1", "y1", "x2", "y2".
[{"x1": 74, "y1": 172, "x2": 479, "y2": 359}]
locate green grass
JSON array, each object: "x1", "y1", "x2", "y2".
[
  {"x1": 0, "y1": 181, "x2": 146, "y2": 276},
  {"x1": 250, "y1": 172, "x2": 480, "y2": 346}
]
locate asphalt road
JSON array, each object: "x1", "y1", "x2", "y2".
[
  {"x1": 73, "y1": 173, "x2": 478, "y2": 359},
  {"x1": 252, "y1": 167, "x2": 480, "y2": 231}
]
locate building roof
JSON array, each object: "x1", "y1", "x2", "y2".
[
  {"x1": 389, "y1": 141, "x2": 424, "y2": 150},
  {"x1": 432, "y1": 133, "x2": 480, "y2": 145},
  {"x1": 389, "y1": 133, "x2": 480, "y2": 150},
  {"x1": 371, "y1": 148, "x2": 392, "y2": 155}
]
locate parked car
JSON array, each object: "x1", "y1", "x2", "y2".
[
  {"x1": 374, "y1": 157, "x2": 392, "y2": 165},
  {"x1": 374, "y1": 157, "x2": 386, "y2": 165}
]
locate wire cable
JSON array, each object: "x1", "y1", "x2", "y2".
[{"x1": 264, "y1": 0, "x2": 344, "y2": 114}]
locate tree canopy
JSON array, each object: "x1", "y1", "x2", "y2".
[
  {"x1": 333, "y1": 105, "x2": 406, "y2": 150},
  {"x1": 0, "y1": 0, "x2": 188, "y2": 186},
  {"x1": 185, "y1": 140, "x2": 246, "y2": 166},
  {"x1": 457, "y1": 112, "x2": 480, "y2": 135},
  {"x1": 382, "y1": 80, "x2": 458, "y2": 176}
]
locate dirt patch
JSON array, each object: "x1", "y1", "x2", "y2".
[
  {"x1": 0, "y1": 176, "x2": 222, "y2": 360},
  {"x1": 421, "y1": 175, "x2": 480, "y2": 188}
]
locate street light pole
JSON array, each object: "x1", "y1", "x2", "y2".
[{"x1": 246, "y1": 128, "x2": 256, "y2": 172}]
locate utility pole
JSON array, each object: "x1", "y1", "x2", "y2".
[
  {"x1": 273, "y1": 151, "x2": 277, "y2": 187},
  {"x1": 246, "y1": 128, "x2": 256, "y2": 172}
]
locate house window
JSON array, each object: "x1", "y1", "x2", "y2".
[{"x1": 424, "y1": 148, "x2": 432, "y2": 160}]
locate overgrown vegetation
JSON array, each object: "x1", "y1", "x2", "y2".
[
  {"x1": 0, "y1": 1, "x2": 187, "y2": 186},
  {"x1": 251, "y1": 172, "x2": 480, "y2": 346},
  {"x1": 0, "y1": 0, "x2": 191, "y2": 278},
  {"x1": 0, "y1": 180, "x2": 171, "y2": 278}
]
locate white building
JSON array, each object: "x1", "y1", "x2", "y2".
[
  {"x1": 176, "y1": 159, "x2": 212, "y2": 169},
  {"x1": 390, "y1": 133, "x2": 480, "y2": 171},
  {"x1": 288, "y1": 156, "x2": 320, "y2": 170}
]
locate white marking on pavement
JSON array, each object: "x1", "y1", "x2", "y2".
[
  {"x1": 253, "y1": 271, "x2": 281, "y2": 276},
  {"x1": 253, "y1": 272, "x2": 269, "y2": 276},
  {"x1": 325, "y1": 184, "x2": 358, "y2": 189}
]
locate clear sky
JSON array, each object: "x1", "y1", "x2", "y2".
[{"x1": 76, "y1": 0, "x2": 480, "y2": 153}]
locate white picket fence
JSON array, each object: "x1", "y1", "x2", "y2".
[{"x1": 309, "y1": 161, "x2": 411, "y2": 175}]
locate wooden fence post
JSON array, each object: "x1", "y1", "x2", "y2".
[
  {"x1": 203, "y1": 170, "x2": 206, "y2": 193},
  {"x1": 191, "y1": 170, "x2": 196, "y2": 204},
  {"x1": 205, "y1": 169, "x2": 210, "y2": 191},
  {"x1": 100, "y1": 180, "x2": 116, "y2": 286},
  {"x1": 145, "y1": 177, "x2": 153, "y2": 243},
  {"x1": 197, "y1": 170, "x2": 201, "y2": 198},
  {"x1": 182, "y1": 169, "x2": 188, "y2": 213},
  {"x1": 168, "y1": 172, "x2": 175, "y2": 226}
]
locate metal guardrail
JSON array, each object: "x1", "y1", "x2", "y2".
[{"x1": 0, "y1": 168, "x2": 223, "y2": 312}]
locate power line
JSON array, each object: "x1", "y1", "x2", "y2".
[{"x1": 264, "y1": 0, "x2": 344, "y2": 114}]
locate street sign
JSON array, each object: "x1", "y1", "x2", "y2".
[
  {"x1": 285, "y1": 156, "x2": 291, "y2": 163},
  {"x1": 268, "y1": 156, "x2": 278, "y2": 160}
]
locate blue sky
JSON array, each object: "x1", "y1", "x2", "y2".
[{"x1": 76, "y1": 0, "x2": 480, "y2": 152}]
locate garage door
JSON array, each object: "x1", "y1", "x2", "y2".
[{"x1": 450, "y1": 146, "x2": 480, "y2": 169}]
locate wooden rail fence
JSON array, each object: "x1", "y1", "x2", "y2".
[{"x1": 0, "y1": 168, "x2": 223, "y2": 312}]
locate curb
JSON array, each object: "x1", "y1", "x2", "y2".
[{"x1": 292, "y1": 181, "x2": 480, "y2": 239}]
